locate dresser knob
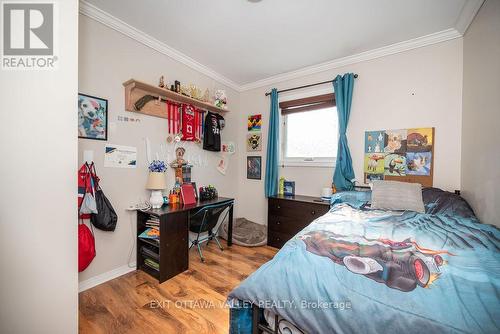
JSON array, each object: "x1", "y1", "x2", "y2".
[
  {"x1": 277, "y1": 205, "x2": 281, "y2": 209},
  {"x1": 276, "y1": 221, "x2": 281, "y2": 225},
  {"x1": 311, "y1": 210, "x2": 316, "y2": 215}
]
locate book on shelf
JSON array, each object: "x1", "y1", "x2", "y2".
[
  {"x1": 141, "y1": 246, "x2": 159, "y2": 261},
  {"x1": 139, "y1": 237, "x2": 159, "y2": 247},
  {"x1": 144, "y1": 258, "x2": 159, "y2": 271},
  {"x1": 139, "y1": 227, "x2": 159, "y2": 239}
]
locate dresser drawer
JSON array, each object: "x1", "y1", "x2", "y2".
[
  {"x1": 268, "y1": 230, "x2": 294, "y2": 249},
  {"x1": 269, "y1": 198, "x2": 329, "y2": 220},
  {"x1": 267, "y1": 196, "x2": 329, "y2": 249},
  {"x1": 268, "y1": 214, "x2": 309, "y2": 235}
]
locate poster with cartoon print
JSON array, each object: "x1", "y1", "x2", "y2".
[
  {"x1": 407, "y1": 128, "x2": 433, "y2": 152},
  {"x1": 365, "y1": 131, "x2": 384, "y2": 153},
  {"x1": 406, "y1": 151, "x2": 432, "y2": 175},
  {"x1": 364, "y1": 153, "x2": 385, "y2": 174},
  {"x1": 384, "y1": 129, "x2": 407, "y2": 154},
  {"x1": 384, "y1": 154, "x2": 407, "y2": 176}
]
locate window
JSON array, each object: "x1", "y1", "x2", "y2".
[{"x1": 280, "y1": 93, "x2": 338, "y2": 167}]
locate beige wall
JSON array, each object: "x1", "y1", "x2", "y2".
[
  {"x1": 0, "y1": 1, "x2": 79, "y2": 333},
  {"x1": 461, "y1": 0, "x2": 500, "y2": 226},
  {"x1": 238, "y1": 39, "x2": 464, "y2": 225},
  {"x1": 78, "y1": 15, "x2": 241, "y2": 285}
]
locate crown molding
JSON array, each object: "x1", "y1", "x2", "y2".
[
  {"x1": 239, "y1": 28, "x2": 462, "y2": 91},
  {"x1": 455, "y1": 0, "x2": 485, "y2": 35},
  {"x1": 79, "y1": 1, "x2": 241, "y2": 92}
]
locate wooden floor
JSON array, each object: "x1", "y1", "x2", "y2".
[{"x1": 79, "y1": 241, "x2": 277, "y2": 334}]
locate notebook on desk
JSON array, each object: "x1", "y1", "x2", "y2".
[{"x1": 181, "y1": 184, "x2": 197, "y2": 205}]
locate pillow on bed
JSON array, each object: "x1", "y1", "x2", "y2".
[
  {"x1": 371, "y1": 180, "x2": 425, "y2": 213},
  {"x1": 330, "y1": 190, "x2": 371, "y2": 208},
  {"x1": 422, "y1": 187, "x2": 476, "y2": 218}
]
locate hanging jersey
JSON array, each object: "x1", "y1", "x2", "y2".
[
  {"x1": 181, "y1": 104, "x2": 196, "y2": 141},
  {"x1": 203, "y1": 111, "x2": 224, "y2": 151}
]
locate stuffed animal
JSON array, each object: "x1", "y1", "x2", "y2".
[{"x1": 214, "y1": 89, "x2": 227, "y2": 109}]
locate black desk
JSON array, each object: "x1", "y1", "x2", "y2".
[{"x1": 137, "y1": 197, "x2": 234, "y2": 283}]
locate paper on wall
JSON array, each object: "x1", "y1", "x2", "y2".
[
  {"x1": 144, "y1": 137, "x2": 152, "y2": 164},
  {"x1": 216, "y1": 155, "x2": 228, "y2": 175},
  {"x1": 104, "y1": 144, "x2": 137, "y2": 168}
]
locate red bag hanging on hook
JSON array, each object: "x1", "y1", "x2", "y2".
[
  {"x1": 78, "y1": 162, "x2": 96, "y2": 272},
  {"x1": 78, "y1": 220, "x2": 96, "y2": 272},
  {"x1": 181, "y1": 104, "x2": 197, "y2": 141}
]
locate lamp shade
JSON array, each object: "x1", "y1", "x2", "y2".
[{"x1": 146, "y1": 172, "x2": 167, "y2": 190}]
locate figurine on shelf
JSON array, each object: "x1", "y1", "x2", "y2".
[
  {"x1": 202, "y1": 88, "x2": 210, "y2": 102},
  {"x1": 175, "y1": 80, "x2": 181, "y2": 93},
  {"x1": 189, "y1": 84, "x2": 195, "y2": 98},
  {"x1": 170, "y1": 147, "x2": 187, "y2": 167},
  {"x1": 170, "y1": 147, "x2": 193, "y2": 186},
  {"x1": 189, "y1": 84, "x2": 200, "y2": 100},
  {"x1": 214, "y1": 89, "x2": 227, "y2": 109},
  {"x1": 180, "y1": 84, "x2": 190, "y2": 96},
  {"x1": 158, "y1": 75, "x2": 165, "y2": 88}
]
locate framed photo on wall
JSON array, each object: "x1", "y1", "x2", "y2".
[
  {"x1": 246, "y1": 132, "x2": 262, "y2": 152},
  {"x1": 78, "y1": 93, "x2": 108, "y2": 140},
  {"x1": 247, "y1": 156, "x2": 262, "y2": 180}
]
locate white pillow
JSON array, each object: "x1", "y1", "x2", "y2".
[{"x1": 370, "y1": 180, "x2": 425, "y2": 213}]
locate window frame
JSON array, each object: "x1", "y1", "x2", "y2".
[{"x1": 279, "y1": 88, "x2": 338, "y2": 168}]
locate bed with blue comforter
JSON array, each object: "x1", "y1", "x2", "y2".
[{"x1": 228, "y1": 189, "x2": 500, "y2": 334}]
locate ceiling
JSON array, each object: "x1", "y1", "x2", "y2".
[{"x1": 82, "y1": 0, "x2": 482, "y2": 90}]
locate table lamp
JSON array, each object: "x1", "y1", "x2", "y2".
[{"x1": 146, "y1": 172, "x2": 167, "y2": 209}]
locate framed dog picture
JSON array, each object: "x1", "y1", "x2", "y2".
[
  {"x1": 247, "y1": 156, "x2": 262, "y2": 180},
  {"x1": 78, "y1": 93, "x2": 108, "y2": 140}
]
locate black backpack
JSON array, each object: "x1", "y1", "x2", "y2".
[
  {"x1": 91, "y1": 187, "x2": 118, "y2": 231},
  {"x1": 89, "y1": 164, "x2": 118, "y2": 231}
]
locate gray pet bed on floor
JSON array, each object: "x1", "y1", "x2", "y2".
[{"x1": 219, "y1": 218, "x2": 267, "y2": 247}]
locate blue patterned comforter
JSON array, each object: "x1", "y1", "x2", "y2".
[{"x1": 228, "y1": 203, "x2": 500, "y2": 334}]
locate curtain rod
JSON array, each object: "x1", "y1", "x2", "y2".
[{"x1": 264, "y1": 74, "x2": 358, "y2": 96}]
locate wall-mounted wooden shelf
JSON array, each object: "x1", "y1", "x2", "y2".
[{"x1": 123, "y1": 79, "x2": 230, "y2": 119}]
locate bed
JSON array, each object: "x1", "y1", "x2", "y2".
[{"x1": 228, "y1": 188, "x2": 500, "y2": 334}]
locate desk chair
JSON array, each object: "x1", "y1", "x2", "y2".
[{"x1": 189, "y1": 201, "x2": 234, "y2": 262}]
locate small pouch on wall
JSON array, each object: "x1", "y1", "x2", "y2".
[
  {"x1": 78, "y1": 163, "x2": 92, "y2": 219},
  {"x1": 80, "y1": 191, "x2": 97, "y2": 214}
]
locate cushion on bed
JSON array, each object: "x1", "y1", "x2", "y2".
[
  {"x1": 370, "y1": 180, "x2": 425, "y2": 213},
  {"x1": 330, "y1": 190, "x2": 371, "y2": 208},
  {"x1": 422, "y1": 187, "x2": 476, "y2": 218}
]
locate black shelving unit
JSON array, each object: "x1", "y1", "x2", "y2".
[{"x1": 136, "y1": 209, "x2": 189, "y2": 283}]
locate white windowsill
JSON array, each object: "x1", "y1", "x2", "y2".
[{"x1": 280, "y1": 160, "x2": 336, "y2": 168}]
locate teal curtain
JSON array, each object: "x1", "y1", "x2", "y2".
[
  {"x1": 333, "y1": 73, "x2": 355, "y2": 191},
  {"x1": 265, "y1": 88, "x2": 279, "y2": 197}
]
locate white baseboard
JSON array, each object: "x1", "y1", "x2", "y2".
[{"x1": 79, "y1": 262, "x2": 136, "y2": 293}]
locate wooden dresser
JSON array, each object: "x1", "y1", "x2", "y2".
[{"x1": 267, "y1": 194, "x2": 330, "y2": 248}]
